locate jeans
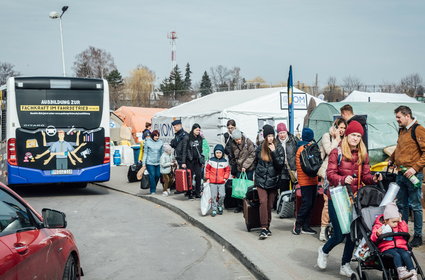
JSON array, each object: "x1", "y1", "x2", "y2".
[
  {"x1": 146, "y1": 164, "x2": 160, "y2": 193},
  {"x1": 396, "y1": 173, "x2": 423, "y2": 237},
  {"x1": 384, "y1": 248, "x2": 414, "y2": 271},
  {"x1": 210, "y1": 183, "x2": 225, "y2": 211},
  {"x1": 322, "y1": 200, "x2": 356, "y2": 265},
  {"x1": 257, "y1": 187, "x2": 278, "y2": 228},
  {"x1": 295, "y1": 185, "x2": 317, "y2": 228}
]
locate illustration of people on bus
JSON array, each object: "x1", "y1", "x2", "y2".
[{"x1": 35, "y1": 129, "x2": 87, "y2": 169}]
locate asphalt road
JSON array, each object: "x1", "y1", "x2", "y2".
[{"x1": 14, "y1": 184, "x2": 255, "y2": 280}]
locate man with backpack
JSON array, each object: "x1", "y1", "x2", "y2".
[
  {"x1": 389, "y1": 105, "x2": 425, "y2": 247},
  {"x1": 293, "y1": 128, "x2": 322, "y2": 235}
]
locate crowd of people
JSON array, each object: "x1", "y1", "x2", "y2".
[{"x1": 137, "y1": 105, "x2": 424, "y2": 279}]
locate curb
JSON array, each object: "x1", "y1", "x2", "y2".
[{"x1": 95, "y1": 183, "x2": 268, "y2": 280}]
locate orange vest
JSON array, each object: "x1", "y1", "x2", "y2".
[{"x1": 296, "y1": 145, "x2": 319, "y2": 186}]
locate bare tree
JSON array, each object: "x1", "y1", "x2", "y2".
[
  {"x1": 125, "y1": 66, "x2": 155, "y2": 107},
  {"x1": 322, "y1": 76, "x2": 343, "y2": 101},
  {"x1": 210, "y1": 65, "x2": 231, "y2": 91},
  {"x1": 229, "y1": 67, "x2": 242, "y2": 90},
  {"x1": 399, "y1": 73, "x2": 423, "y2": 97},
  {"x1": 342, "y1": 75, "x2": 363, "y2": 95},
  {"x1": 0, "y1": 62, "x2": 20, "y2": 85},
  {"x1": 73, "y1": 46, "x2": 116, "y2": 78}
]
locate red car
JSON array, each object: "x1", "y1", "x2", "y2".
[{"x1": 0, "y1": 182, "x2": 83, "y2": 279}]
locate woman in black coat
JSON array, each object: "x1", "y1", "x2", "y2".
[
  {"x1": 182, "y1": 123, "x2": 204, "y2": 199},
  {"x1": 254, "y1": 124, "x2": 285, "y2": 240}
]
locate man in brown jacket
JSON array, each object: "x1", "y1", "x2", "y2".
[{"x1": 390, "y1": 105, "x2": 425, "y2": 247}]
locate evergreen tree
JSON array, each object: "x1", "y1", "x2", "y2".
[
  {"x1": 200, "y1": 71, "x2": 212, "y2": 96},
  {"x1": 106, "y1": 69, "x2": 124, "y2": 109},
  {"x1": 184, "y1": 63, "x2": 192, "y2": 90}
]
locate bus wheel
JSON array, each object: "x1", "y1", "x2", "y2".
[{"x1": 71, "y1": 182, "x2": 87, "y2": 188}]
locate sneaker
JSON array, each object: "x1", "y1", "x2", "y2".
[
  {"x1": 188, "y1": 194, "x2": 194, "y2": 200},
  {"x1": 217, "y1": 206, "x2": 223, "y2": 215},
  {"x1": 150, "y1": 192, "x2": 156, "y2": 195},
  {"x1": 302, "y1": 226, "x2": 317, "y2": 235},
  {"x1": 410, "y1": 235, "x2": 423, "y2": 247},
  {"x1": 292, "y1": 222, "x2": 301, "y2": 235},
  {"x1": 317, "y1": 246, "x2": 328, "y2": 270},
  {"x1": 211, "y1": 210, "x2": 217, "y2": 217},
  {"x1": 162, "y1": 191, "x2": 168, "y2": 197},
  {"x1": 397, "y1": 267, "x2": 413, "y2": 280},
  {"x1": 195, "y1": 194, "x2": 202, "y2": 199},
  {"x1": 266, "y1": 229, "x2": 272, "y2": 236},
  {"x1": 259, "y1": 229, "x2": 268, "y2": 240},
  {"x1": 339, "y1": 263, "x2": 354, "y2": 277}
]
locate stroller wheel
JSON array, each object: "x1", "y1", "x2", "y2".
[
  {"x1": 325, "y1": 224, "x2": 333, "y2": 241},
  {"x1": 351, "y1": 272, "x2": 360, "y2": 280},
  {"x1": 361, "y1": 271, "x2": 369, "y2": 280}
]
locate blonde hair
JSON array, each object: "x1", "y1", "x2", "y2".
[{"x1": 341, "y1": 136, "x2": 367, "y2": 165}]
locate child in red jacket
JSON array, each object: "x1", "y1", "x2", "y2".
[
  {"x1": 371, "y1": 202, "x2": 417, "y2": 280},
  {"x1": 205, "y1": 144, "x2": 230, "y2": 217}
]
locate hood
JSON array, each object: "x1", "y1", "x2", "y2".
[{"x1": 214, "y1": 144, "x2": 225, "y2": 154}]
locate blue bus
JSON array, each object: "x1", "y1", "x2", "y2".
[{"x1": 0, "y1": 76, "x2": 110, "y2": 187}]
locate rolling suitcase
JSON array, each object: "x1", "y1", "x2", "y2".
[
  {"x1": 175, "y1": 169, "x2": 192, "y2": 192},
  {"x1": 276, "y1": 190, "x2": 295, "y2": 218},
  {"x1": 243, "y1": 186, "x2": 261, "y2": 232},
  {"x1": 224, "y1": 179, "x2": 239, "y2": 209},
  {"x1": 295, "y1": 185, "x2": 325, "y2": 227}
]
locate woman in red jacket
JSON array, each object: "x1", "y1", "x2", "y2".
[
  {"x1": 371, "y1": 202, "x2": 416, "y2": 280},
  {"x1": 316, "y1": 121, "x2": 381, "y2": 277}
]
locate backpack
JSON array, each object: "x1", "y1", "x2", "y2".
[{"x1": 300, "y1": 141, "x2": 323, "y2": 177}]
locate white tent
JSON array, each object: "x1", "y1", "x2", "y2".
[
  {"x1": 152, "y1": 87, "x2": 324, "y2": 147},
  {"x1": 343, "y1": 90, "x2": 419, "y2": 103}
]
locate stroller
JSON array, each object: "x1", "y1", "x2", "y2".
[{"x1": 350, "y1": 184, "x2": 424, "y2": 280}]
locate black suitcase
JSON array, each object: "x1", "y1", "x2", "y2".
[
  {"x1": 127, "y1": 163, "x2": 142, "y2": 183},
  {"x1": 224, "y1": 179, "x2": 240, "y2": 209},
  {"x1": 243, "y1": 199, "x2": 261, "y2": 232}
]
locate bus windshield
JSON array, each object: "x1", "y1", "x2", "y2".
[{"x1": 15, "y1": 88, "x2": 103, "y2": 130}]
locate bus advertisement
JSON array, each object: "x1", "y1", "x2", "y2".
[{"x1": 0, "y1": 76, "x2": 111, "y2": 186}]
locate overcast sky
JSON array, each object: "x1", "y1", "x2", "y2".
[{"x1": 1, "y1": 0, "x2": 425, "y2": 87}]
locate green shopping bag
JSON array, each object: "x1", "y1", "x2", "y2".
[{"x1": 232, "y1": 172, "x2": 254, "y2": 199}]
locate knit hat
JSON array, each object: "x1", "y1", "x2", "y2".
[
  {"x1": 302, "y1": 128, "x2": 314, "y2": 142},
  {"x1": 171, "y1": 119, "x2": 182, "y2": 126},
  {"x1": 276, "y1": 123, "x2": 288, "y2": 133},
  {"x1": 345, "y1": 120, "x2": 364, "y2": 136},
  {"x1": 214, "y1": 144, "x2": 225, "y2": 153},
  {"x1": 384, "y1": 202, "x2": 400, "y2": 220},
  {"x1": 163, "y1": 143, "x2": 172, "y2": 153},
  {"x1": 151, "y1": 130, "x2": 160, "y2": 138},
  {"x1": 232, "y1": 129, "x2": 242, "y2": 139},
  {"x1": 262, "y1": 124, "x2": 275, "y2": 138}
]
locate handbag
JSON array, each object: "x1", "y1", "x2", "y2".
[
  {"x1": 231, "y1": 172, "x2": 254, "y2": 199},
  {"x1": 195, "y1": 145, "x2": 205, "y2": 165},
  {"x1": 285, "y1": 153, "x2": 297, "y2": 183},
  {"x1": 200, "y1": 182, "x2": 212, "y2": 216}
]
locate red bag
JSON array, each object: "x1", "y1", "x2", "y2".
[
  {"x1": 295, "y1": 184, "x2": 325, "y2": 227},
  {"x1": 175, "y1": 169, "x2": 192, "y2": 192}
]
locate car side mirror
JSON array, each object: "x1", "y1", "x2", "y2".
[{"x1": 42, "y1": 208, "x2": 67, "y2": 228}]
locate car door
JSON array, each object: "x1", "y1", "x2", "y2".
[
  {"x1": 0, "y1": 239, "x2": 18, "y2": 279},
  {"x1": 0, "y1": 188, "x2": 53, "y2": 280}
]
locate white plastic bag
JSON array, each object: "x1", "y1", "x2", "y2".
[{"x1": 200, "y1": 182, "x2": 212, "y2": 216}]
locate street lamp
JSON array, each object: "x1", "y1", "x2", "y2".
[{"x1": 49, "y1": 6, "x2": 69, "y2": 77}]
